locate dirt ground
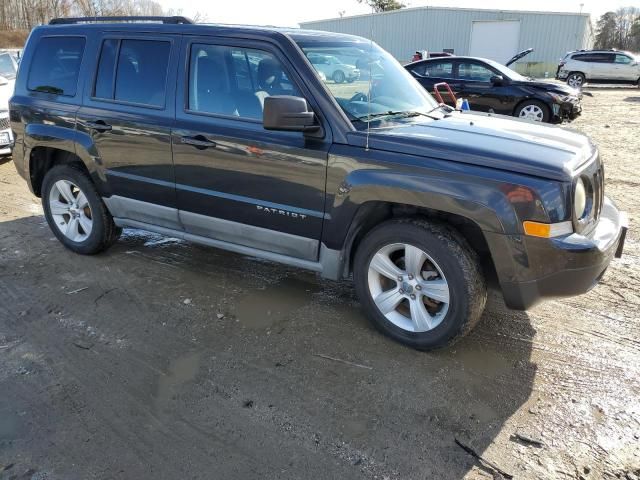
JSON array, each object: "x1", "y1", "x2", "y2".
[{"x1": 0, "y1": 89, "x2": 639, "y2": 480}]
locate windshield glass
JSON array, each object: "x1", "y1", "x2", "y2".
[
  {"x1": 483, "y1": 58, "x2": 529, "y2": 81},
  {"x1": 0, "y1": 53, "x2": 16, "y2": 79},
  {"x1": 296, "y1": 41, "x2": 438, "y2": 127}
]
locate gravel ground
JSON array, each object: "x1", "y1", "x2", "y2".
[{"x1": 0, "y1": 89, "x2": 639, "y2": 480}]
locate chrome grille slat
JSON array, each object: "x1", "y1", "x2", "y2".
[{"x1": 0, "y1": 117, "x2": 9, "y2": 130}]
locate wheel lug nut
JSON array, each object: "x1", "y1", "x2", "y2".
[
  {"x1": 415, "y1": 285, "x2": 422, "y2": 291},
  {"x1": 410, "y1": 294, "x2": 416, "y2": 300},
  {"x1": 397, "y1": 276, "x2": 403, "y2": 282},
  {"x1": 408, "y1": 274, "x2": 414, "y2": 280},
  {"x1": 399, "y1": 288, "x2": 404, "y2": 294}
]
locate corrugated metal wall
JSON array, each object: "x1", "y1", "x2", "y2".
[{"x1": 300, "y1": 7, "x2": 592, "y2": 77}]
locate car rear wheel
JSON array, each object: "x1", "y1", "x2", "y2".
[
  {"x1": 42, "y1": 164, "x2": 121, "y2": 255},
  {"x1": 515, "y1": 100, "x2": 550, "y2": 123},
  {"x1": 353, "y1": 219, "x2": 486, "y2": 350},
  {"x1": 333, "y1": 70, "x2": 345, "y2": 84},
  {"x1": 567, "y1": 72, "x2": 585, "y2": 88}
]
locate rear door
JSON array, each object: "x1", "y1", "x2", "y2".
[
  {"x1": 78, "y1": 33, "x2": 180, "y2": 229},
  {"x1": 613, "y1": 53, "x2": 638, "y2": 81},
  {"x1": 587, "y1": 53, "x2": 616, "y2": 80},
  {"x1": 171, "y1": 37, "x2": 331, "y2": 261},
  {"x1": 408, "y1": 59, "x2": 458, "y2": 106}
]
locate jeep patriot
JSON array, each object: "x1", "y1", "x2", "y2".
[{"x1": 9, "y1": 17, "x2": 628, "y2": 349}]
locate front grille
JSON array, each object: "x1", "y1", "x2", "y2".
[{"x1": 0, "y1": 116, "x2": 9, "y2": 130}]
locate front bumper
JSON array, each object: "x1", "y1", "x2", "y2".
[
  {"x1": 488, "y1": 197, "x2": 628, "y2": 310},
  {"x1": 0, "y1": 127, "x2": 13, "y2": 156},
  {"x1": 556, "y1": 68, "x2": 569, "y2": 80},
  {"x1": 552, "y1": 97, "x2": 582, "y2": 122}
]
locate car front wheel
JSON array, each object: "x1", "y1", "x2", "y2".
[
  {"x1": 567, "y1": 72, "x2": 585, "y2": 88},
  {"x1": 353, "y1": 219, "x2": 486, "y2": 350},
  {"x1": 515, "y1": 100, "x2": 550, "y2": 123},
  {"x1": 333, "y1": 70, "x2": 346, "y2": 84}
]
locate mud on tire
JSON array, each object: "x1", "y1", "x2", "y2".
[{"x1": 353, "y1": 218, "x2": 487, "y2": 350}]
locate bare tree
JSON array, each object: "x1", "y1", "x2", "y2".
[{"x1": 594, "y1": 7, "x2": 640, "y2": 51}]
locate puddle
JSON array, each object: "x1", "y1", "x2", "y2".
[
  {"x1": 155, "y1": 351, "x2": 202, "y2": 413},
  {"x1": 234, "y1": 276, "x2": 319, "y2": 329}
]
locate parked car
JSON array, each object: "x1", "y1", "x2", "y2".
[
  {"x1": 0, "y1": 51, "x2": 18, "y2": 110},
  {"x1": 0, "y1": 109, "x2": 12, "y2": 156},
  {"x1": 557, "y1": 49, "x2": 640, "y2": 88},
  {"x1": 10, "y1": 17, "x2": 627, "y2": 350},
  {"x1": 405, "y1": 55, "x2": 582, "y2": 123},
  {"x1": 307, "y1": 53, "x2": 359, "y2": 83}
]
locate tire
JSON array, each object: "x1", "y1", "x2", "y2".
[
  {"x1": 353, "y1": 218, "x2": 487, "y2": 350},
  {"x1": 42, "y1": 164, "x2": 121, "y2": 255},
  {"x1": 333, "y1": 70, "x2": 345, "y2": 84},
  {"x1": 566, "y1": 72, "x2": 585, "y2": 88},
  {"x1": 514, "y1": 100, "x2": 550, "y2": 123}
]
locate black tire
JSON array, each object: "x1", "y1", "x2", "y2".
[
  {"x1": 42, "y1": 164, "x2": 121, "y2": 255},
  {"x1": 566, "y1": 72, "x2": 585, "y2": 89},
  {"x1": 333, "y1": 70, "x2": 345, "y2": 84},
  {"x1": 353, "y1": 218, "x2": 486, "y2": 350},
  {"x1": 514, "y1": 100, "x2": 550, "y2": 123}
]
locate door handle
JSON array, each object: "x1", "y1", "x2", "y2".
[
  {"x1": 86, "y1": 120, "x2": 112, "y2": 132},
  {"x1": 181, "y1": 135, "x2": 217, "y2": 150}
]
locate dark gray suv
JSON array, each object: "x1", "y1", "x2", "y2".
[{"x1": 9, "y1": 17, "x2": 628, "y2": 349}]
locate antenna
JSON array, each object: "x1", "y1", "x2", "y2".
[{"x1": 366, "y1": 7, "x2": 374, "y2": 151}]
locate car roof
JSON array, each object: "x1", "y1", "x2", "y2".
[
  {"x1": 405, "y1": 56, "x2": 495, "y2": 66},
  {"x1": 37, "y1": 21, "x2": 369, "y2": 45}
]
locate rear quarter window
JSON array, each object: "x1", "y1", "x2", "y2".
[{"x1": 27, "y1": 36, "x2": 85, "y2": 96}]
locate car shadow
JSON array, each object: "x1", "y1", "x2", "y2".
[
  {"x1": 0, "y1": 218, "x2": 536, "y2": 479},
  {"x1": 624, "y1": 96, "x2": 640, "y2": 103}
]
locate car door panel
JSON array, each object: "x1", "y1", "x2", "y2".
[
  {"x1": 456, "y1": 61, "x2": 514, "y2": 115},
  {"x1": 78, "y1": 34, "x2": 180, "y2": 229},
  {"x1": 172, "y1": 37, "x2": 330, "y2": 261}
]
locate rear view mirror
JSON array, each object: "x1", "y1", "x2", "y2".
[
  {"x1": 0, "y1": 76, "x2": 8, "y2": 86},
  {"x1": 490, "y1": 75, "x2": 504, "y2": 85},
  {"x1": 263, "y1": 96, "x2": 320, "y2": 133}
]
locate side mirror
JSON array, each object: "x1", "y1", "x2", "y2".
[
  {"x1": 0, "y1": 76, "x2": 8, "y2": 86},
  {"x1": 263, "y1": 96, "x2": 320, "y2": 133},
  {"x1": 490, "y1": 75, "x2": 505, "y2": 85}
]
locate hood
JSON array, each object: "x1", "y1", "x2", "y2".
[
  {"x1": 351, "y1": 112, "x2": 594, "y2": 181},
  {"x1": 0, "y1": 79, "x2": 15, "y2": 111},
  {"x1": 506, "y1": 48, "x2": 534, "y2": 67},
  {"x1": 511, "y1": 79, "x2": 581, "y2": 97}
]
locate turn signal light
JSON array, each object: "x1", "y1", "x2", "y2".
[{"x1": 523, "y1": 221, "x2": 573, "y2": 238}]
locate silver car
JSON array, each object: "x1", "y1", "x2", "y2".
[
  {"x1": 307, "y1": 53, "x2": 359, "y2": 84},
  {"x1": 557, "y1": 50, "x2": 640, "y2": 88}
]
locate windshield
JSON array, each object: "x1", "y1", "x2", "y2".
[
  {"x1": 0, "y1": 53, "x2": 16, "y2": 79},
  {"x1": 296, "y1": 41, "x2": 438, "y2": 128},
  {"x1": 483, "y1": 58, "x2": 529, "y2": 81}
]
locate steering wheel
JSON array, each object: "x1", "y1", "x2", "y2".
[{"x1": 350, "y1": 92, "x2": 368, "y2": 103}]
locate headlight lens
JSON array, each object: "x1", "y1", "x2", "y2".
[{"x1": 574, "y1": 178, "x2": 587, "y2": 219}]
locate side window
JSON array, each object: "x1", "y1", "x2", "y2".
[
  {"x1": 410, "y1": 63, "x2": 426, "y2": 76},
  {"x1": 457, "y1": 62, "x2": 495, "y2": 82},
  {"x1": 27, "y1": 36, "x2": 85, "y2": 96},
  {"x1": 422, "y1": 61, "x2": 453, "y2": 78},
  {"x1": 615, "y1": 54, "x2": 632, "y2": 64},
  {"x1": 93, "y1": 38, "x2": 170, "y2": 107},
  {"x1": 188, "y1": 44, "x2": 301, "y2": 121}
]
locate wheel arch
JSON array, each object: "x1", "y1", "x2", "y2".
[{"x1": 23, "y1": 124, "x2": 101, "y2": 197}]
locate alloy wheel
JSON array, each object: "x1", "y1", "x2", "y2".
[
  {"x1": 567, "y1": 74, "x2": 584, "y2": 88},
  {"x1": 519, "y1": 104, "x2": 545, "y2": 122},
  {"x1": 367, "y1": 243, "x2": 450, "y2": 333},
  {"x1": 48, "y1": 179, "x2": 93, "y2": 242}
]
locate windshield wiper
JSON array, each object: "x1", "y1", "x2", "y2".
[{"x1": 357, "y1": 110, "x2": 435, "y2": 121}]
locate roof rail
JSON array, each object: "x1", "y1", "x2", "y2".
[{"x1": 49, "y1": 16, "x2": 194, "y2": 25}]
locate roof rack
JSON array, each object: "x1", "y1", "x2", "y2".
[{"x1": 49, "y1": 16, "x2": 194, "y2": 25}]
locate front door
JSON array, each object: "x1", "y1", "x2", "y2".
[
  {"x1": 455, "y1": 60, "x2": 513, "y2": 115},
  {"x1": 613, "y1": 53, "x2": 638, "y2": 81},
  {"x1": 172, "y1": 37, "x2": 330, "y2": 261},
  {"x1": 77, "y1": 34, "x2": 181, "y2": 229}
]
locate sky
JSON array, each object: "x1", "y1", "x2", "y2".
[{"x1": 157, "y1": 0, "x2": 640, "y2": 27}]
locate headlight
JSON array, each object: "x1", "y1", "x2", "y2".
[{"x1": 574, "y1": 177, "x2": 587, "y2": 219}]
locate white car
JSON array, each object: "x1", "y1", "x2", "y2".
[
  {"x1": 307, "y1": 53, "x2": 359, "y2": 84},
  {"x1": 0, "y1": 52, "x2": 17, "y2": 155},
  {"x1": 556, "y1": 50, "x2": 640, "y2": 88}
]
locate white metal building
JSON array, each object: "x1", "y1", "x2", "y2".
[{"x1": 300, "y1": 7, "x2": 593, "y2": 77}]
